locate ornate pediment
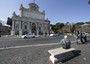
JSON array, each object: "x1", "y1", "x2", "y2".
[{"x1": 29, "y1": 3, "x2": 39, "y2": 11}]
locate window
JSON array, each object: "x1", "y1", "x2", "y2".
[
  {"x1": 39, "y1": 26, "x2": 41, "y2": 30},
  {"x1": 25, "y1": 25, "x2": 27, "y2": 29},
  {"x1": 15, "y1": 21, "x2": 19, "y2": 30}
]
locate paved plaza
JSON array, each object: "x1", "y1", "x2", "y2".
[
  {"x1": 0, "y1": 1, "x2": 90, "y2": 64},
  {"x1": 0, "y1": 35, "x2": 90, "y2": 64}
]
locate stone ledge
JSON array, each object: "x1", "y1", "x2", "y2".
[
  {"x1": 48, "y1": 47, "x2": 75, "y2": 64},
  {"x1": 48, "y1": 47, "x2": 75, "y2": 56}
]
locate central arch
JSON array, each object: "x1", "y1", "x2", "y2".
[
  {"x1": 32, "y1": 23, "x2": 36, "y2": 35},
  {"x1": 22, "y1": 22, "x2": 29, "y2": 35}
]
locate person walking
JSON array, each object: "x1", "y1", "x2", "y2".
[{"x1": 79, "y1": 32, "x2": 84, "y2": 44}]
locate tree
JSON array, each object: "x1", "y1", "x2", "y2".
[
  {"x1": 51, "y1": 24, "x2": 56, "y2": 33},
  {"x1": 55, "y1": 23, "x2": 64, "y2": 29},
  {"x1": 75, "y1": 22, "x2": 84, "y2": 25},
  {"x1": 7, "y1": 17, "x2": 12, "y2": 26},
  {"x1": 50, "y1": 23, "x2": 65, "y2": 33},
  {"x1": 85, "y1": 22, "x2": 90, "y2": 24},
  {"x1": 70, "y1": 24, "x2": 76, "y2": 33}
]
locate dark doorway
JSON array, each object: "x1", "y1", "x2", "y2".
[{"x1": 32, "y1": 23, "x2": 36, "y2": 35}]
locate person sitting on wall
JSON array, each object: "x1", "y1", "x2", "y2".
[{"x1": 60, "y1": 35, "x2": 71, "y2": 49}]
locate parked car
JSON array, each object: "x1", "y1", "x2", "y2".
[
  {"x1": 50, "y1": 33, "x2": 54, "y2": 36},
  {"x1": 50, "y1": 33, "x2": 59, "y2": 37},
  {"x1": 21, "y1": 33, "x2": 35, "y2": 38}
]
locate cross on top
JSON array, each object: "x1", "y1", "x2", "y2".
[{"x1": 33, "y1": 0, "x2": 35, "y2": 3}]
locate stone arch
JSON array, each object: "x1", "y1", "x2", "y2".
[
  {"x1": 15, "y1": 31, "x2": 19, "y2": 35},
  {"x1": 22, "y1": 22, "x2": 29, "y2": 35},
  {"x1": 32, "y1": 23, "x2": 36, "y2": 35},
  {"x1": 45, "y1": 31, "x2": 47, "y2": 36},
  {"x1": 22, "y1": 22, "x2": 29, "y2": 29},
  {"x1": 39, "y1": 26, "x2": 41, "y2": 30},
  {"x1": 38, "y1": 24, "x2": 43, "y2": 35}
]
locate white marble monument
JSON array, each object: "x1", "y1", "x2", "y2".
[{"x1": 11, "y1": 1, "x2": 50, "y2": 37}]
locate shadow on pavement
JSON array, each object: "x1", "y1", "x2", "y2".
[{"x1": 61, "y1": 50, "x2": 81, "y2": 63}]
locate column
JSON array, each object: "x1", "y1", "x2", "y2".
[
  {"x1": 11, "y1": 20, "x2": 15, "y2": 36},
  {"x1": 47, "y1": 24, "x2": 50, "y2": 36},
  {"x1": 29, "y1": 22, "x2": 32, "y2": 34},
  {"x1": 19, "y1": 21, "x2": 22, "y2": 36},
  {"x1": 36, "y1": 22, "x2": 39, "y2": 37},
  {"x1": 42, "y1": 24, "x2": 45, "y2": 36}
]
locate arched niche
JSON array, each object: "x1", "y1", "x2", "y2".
[
  {"x1": 31, "y1": 23, "x2": 36, "y2": 35},
  {"x1": 22, "y1": 22, "x2": 29, "y2": 35}
]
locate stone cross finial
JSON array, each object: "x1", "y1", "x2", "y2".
[{"x1": 33, "y1": 0, "x2": 35, "y2": 3}]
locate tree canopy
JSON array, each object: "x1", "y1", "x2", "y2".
[
  {"x1": 7, "y1": 17, "x2": 12, "y2": 26},
  {"x1": 75, "y1": 22, "x2": 84, "y2": 25},
  {"x1": 50, "y1": 23, "x2": 64, "y2": 33},
  {"x1": 85, "y1": 22, "x2": 90, "y2": 24}
]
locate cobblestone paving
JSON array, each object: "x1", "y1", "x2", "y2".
[
  {"x1": 0, "y1": 35, "x2": 90, "y2": 64},
  {"x1": 0, "y1": 42, "x2": 90, "y2": 64}
]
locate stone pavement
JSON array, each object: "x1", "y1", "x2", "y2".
[{"x1": 0, "y1": 41, "x2": 90, "y2": 64}]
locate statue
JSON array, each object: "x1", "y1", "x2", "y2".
[{"x1": 33, "y1": 0, "x2": 35, "y2": 3}]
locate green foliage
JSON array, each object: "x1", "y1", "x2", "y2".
[
  {"x1": 70, "y1": 25, "x2": 76, "y2": 33},
  {"x1": 60, "y1": 29, "x2": 68, "y2": 34},
  {"x1": 50, "y1": 21, "x2": 90, "y2": 34},
  {"x1": 50, "y1": 23, "x2": 64, "y2": 33},
  {"x1": 85, "y1": 22, "x2": 90, "y2": 24},
  {"x1": 56, "y1": 23, "x2": 64, "y2": 29},
  {"x1": 6, "y1": 17, "x2": 12, "y2": 26},
  {"x1": 75, "y1": 22, "x2": 84, "y2": 25}
]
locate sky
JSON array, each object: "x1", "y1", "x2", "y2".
[{"x1": 0, "y1": 0, "x2": 90, "y2": 24}]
